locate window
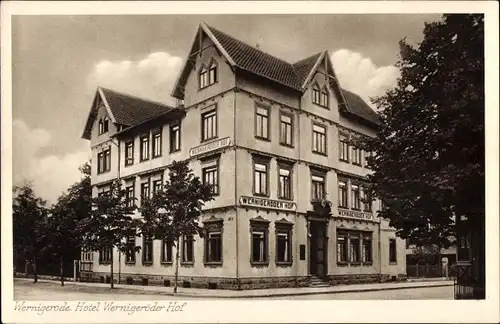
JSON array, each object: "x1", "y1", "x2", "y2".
[
  {"x1": 201, "y1": 109, "x2": 217, "y2": 141},
  {"x1": 97, "y1": 148, "x2": 111, "y2": 174},
  {"x1": 311, "y1": 174, "x2": 325, "y2": 201},
  {"x1": 351, "y1": 184, "x2": 361, "y2": 210},
  {"x1": 255, "y1": 106, "x2": 269, "y2": 140},
  {"x1": 312, "y1": 124, "x2": 326, "y2": 154},
  {"x1": 126, "y1": 185, "x2": 135, "y2": 208},
  {"x1": 250, "y1": 219, "x2": 269, "y2": 265},
  {"x1": 312, "y1": 85, "x2": 320, "y2": 105},
  {"x1": 125, "y1": 141, "x2": 134, "y2": 166},
  {"x1": 142, "y1": 235, "x2": 153, "y2": 264},
  {"x1": 170, "y1": 123, "x2": 181, "y2": 152},
  {"x1": 275, "y1": 220, "x2": 293, "y2": 265},
  {"x1": 140, "y1": 135, "x2": 149, "y2": 161},
  {"x1": 350, "y1": 234, "x2": 360, "y2": 263},
  {"x1": 278, "y1": 165, "x2": 292, "y2": 200},
  {"x1": 320, "y1": 87, "x2": 329, "y2": 108},
  {"x1": 339, "y1": 134, "x2": 349, "y2": 162},
  {"x1": 362, "y1": 187, "x2": 372, "y2": 212},
  {"x1": 280, "y1": 113, "x2": 293, "y2": 146},
  {"x1": 209, "y1": 62, "x2": 218, "y2": 85},
  {"x1": 337, "y1": 232, "x2": 348, "y2": 263},
  {"x1": 338, "y1": 180, "x2": 348, "y2": 208},
  {"x1": 364, "y1": 150, "x2": 373, "y2": 168},
  {"x1": 202, "y1": 160, "x2": 219, "y2": 195},
  {"x1": 203, "y1": 219, "x2": 223, "y2": 265},
  {"x1": 161, "y1": 238, "x2": 173, "y2": 263},
  {"x1": 389, "y1": 239, "x2": 397, "y2": 263},
  {"x1": 125, "y1": 234, "x2": 136, "y2": 263},
  {"x1": 182, "y1": 235, "x2": 194, "y2": 263},
  {"x1": 98, "y1": 117, "x2": 109, "y2": 135},
  {"x1": 152, "y1": 130, "x2": 162, "y2": 158},
  {"x1": 199, "y1": 66, "x2": 208, "y2": 89},
  {"x1": 362, "y1": 235, "x2": 373, "y2": 263},
  {"x1": 99, "y1": 246, "x2": 112, "y2": 263},
  {"x1": 152, "y1": 179, "x2": 162, "y2": 194},
  {"x1": 352, "y1": 146, "x2": 362, "y2": 165},
  {"x1": 253, "y1": 160, "x2": 269, "y2": 196},
  {"x1": 140, "y1": 182, "x2": 150, "y2": 206},
  {"x1": 98, "y1": 119, "x2": 104, "y2": 135}
]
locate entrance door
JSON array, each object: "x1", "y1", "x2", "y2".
[{"x1": 309, "y1": 221, "x2": 327, "y2": 277}]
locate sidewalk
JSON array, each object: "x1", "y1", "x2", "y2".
[{"x1": 16, "y1": 277, "x2": 454, "y2": 298}]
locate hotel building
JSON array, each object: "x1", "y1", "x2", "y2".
[{"x1": 80, "y1": 23, "x2": 406, "y2": 289}]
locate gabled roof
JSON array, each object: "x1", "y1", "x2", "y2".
[
  {"x1": 81, "y1": 87, "x2": 175, "y2": 140},
  {"x1": 171, "y1": 22, "x2": 380, "y2": 126}
]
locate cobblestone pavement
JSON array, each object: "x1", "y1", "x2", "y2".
[{"x1": 13, "y1": 280, "x2": 453, "y2": 300}]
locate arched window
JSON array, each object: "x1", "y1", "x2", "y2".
[
  {"x1": 208, "y1": 61, "x2": 218, "y2": 85},
  {"x1": 103, "y1": 117, "x2": 109, "y2": 133},
  {"x1": 320, "y1": 87, "x2": 329, "y2": 108},
  {"x1": 199, "y1": 65, "x2": 208, "y2": 89},
  {"x1": 312, "y1": 84, "x2": 321, "y2": 105}
]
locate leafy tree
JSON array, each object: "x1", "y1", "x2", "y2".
[
  {"x1": 12, "y1": 182, "x2": 49, "y2": 283},
  {"x1": 140, "y1": 160, "x2": 214, "y2": 293},
  {"x1": 78, "y1": 180, "x2": 139, "y2": 288},
  {"x1": 42, "y1": 161, "x2": 91, "y2": 286},
  {"x1": 361, "y1": 14, "x2": 484, "y2": 294}
]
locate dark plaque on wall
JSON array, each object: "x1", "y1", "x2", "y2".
[{"x1": 299, "y1": 244, "x2": 306, "y2": 260}]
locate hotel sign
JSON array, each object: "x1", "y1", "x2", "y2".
[
  {"x1": 338, "y1": 209, "x2": 373, "y2": 220},
  {"x1": 240, "y1": 196, "x2": 297, "y2": 212},
  {"x1": 189, "y1": 137, "x2": 231, "y2": 157}
]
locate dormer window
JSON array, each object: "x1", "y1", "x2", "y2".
[
  {"x1": 199, "y1": 60, "x2": 218, "y2": 89},
  {"x1": 98, "y1": 117, "x2": 109, "y2": 135},
  {"x1": 320, "y1": 87, "x2": 329, "y2": 108},
  {"x1": 312, "y1": 83, "x2": 329, "y2": 108},
  {"x1": 312, "y1": 85, "x2": 321, "y2": 105}
]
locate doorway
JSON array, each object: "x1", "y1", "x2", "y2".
[{"x1": 309, "y1": 221, "x2": 328, "y2": 278}]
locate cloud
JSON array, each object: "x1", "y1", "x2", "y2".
[
  {"x1": 87, "y1": 52, "x2": 183, "y2": 105},
  {"x1": 331, "y1": 49, "x2": 400, "y2": 109},
  {"x1": 13, "y1": 119, "x2": 90, "y2": 205}
]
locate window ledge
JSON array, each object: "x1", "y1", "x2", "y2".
[
  {"x1": 139, "y1": 158, "x2": 150, "y2": 163},
  {"x1": 204, "y1": 262, "x2": 223, "y2": 268},
  {"x1": 170, "y1": 149, "x2": 181, "y2": 154},
  {"x1": 97, "y1": 170, "x2": 111, "y2": 175},
  {"x1": 253, "y1": 193, "x2": 270, "y2": 198},
  {"x1": 279, "y1": 142, "x2": 294, "y2": 149},
  {"x1": 362, "y1": 262, "x2": 373, "y2": 266},
  {"x1": 352, "y1": 162, "x2": 362, "y2": 166},
  {"x1": 152, "y1": 155, "x2": 162, "y2": 160},
  {"x1": 250, "y1": 261, "x2": 269, "y2": 268},
  {"x1": 276, "y1": 261, "x2": 293, "y2": 268},
  {"x1": 181, "y1": 262, "x2": 194, "y2": 267},
  {"x1": 255, "y1": 136, "x2": 271, "y2": 142},
  {"x1": 389, "y1": 262, "x2": 398, "y2": 265},
  {"x1": 99, "y1": 261, "x2": 112, "y2": 265},
  {"x1": 339, "y1": 159, "x2": 350, "y2": 163},
  {"x1": 201, "y1": 137, "x2": 219, "y2": 144},
  {"x1": 312, "y1": 151, "x2": 328, "y2": 157},
  {"x1": 337, "y1": 262, "x2": 349, "y2": 267},
  {"x1": 124, "y1": 261, "x2": 136, "y2": 265},
  {"x1": 350, "y1": 262, "x2": 362, "y2": 267},
  {"x1": 142, "y1": 261, "x2": 153, "y2": 266},
  {"x1": 312, "y1": 102, "x2": 330, "y2": 109},
  {"x1": 160, "y1": 261, "x2": 173, "y2": 266},
  {"x1": 278, "y1": 196, "x2": 293, "y2": 201}
]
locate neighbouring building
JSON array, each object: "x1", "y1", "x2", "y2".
[{"x1": 80, "y1": 23, "x2": 406, "y2": 289}]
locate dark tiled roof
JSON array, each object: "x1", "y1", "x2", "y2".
[
  {"x1": 100, "y1": 88, "x2": 174, "y2": 126},
  {"x1": 207, "y1": 25, "x2": 302, "y2": 90},
  {"x1": 292, "y1": 52, "x2": 323, "y2": 87},
  {"x1": 341, "y1": 88, "x2": 380, "y2": 125}
]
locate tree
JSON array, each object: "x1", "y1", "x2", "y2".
[
  {"x1": 140, "y1": 160, "x2": 214, "y2": 293},
  {"x1": 12, "y1": 182, "x2": 49, "y2": 283},
  {"x1": 361, "y1": 14, "x2": 484, "y2": 295},
  {"x1": 42, "y1": 161, "x2": 91, "y2": 286},
  {"x1": 78, "y1": 180, "x2": 139, "y2": 288}
]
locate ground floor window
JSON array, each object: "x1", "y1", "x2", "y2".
[
  {"x1": 182, "y1": 235, "x2": 194, "y2": 263},
  {"x1": 161, "y1": 238, "x2": 173, "y2": 263},
  {"x1": 362, "y1": 235, "x2": 373, "y2": 263},
  {"x1": 142, "y1": 236, "x2": 153, "y2": 264},
  {"x1": 204, "y1": 217, "x2": 223, "y2": 265},
  {"x1": 99, "y1": 246, "x2": 112, "y2": 264},
  {"x1": 337, "y1": 233, "x2": 348, "y2": 263},
  {"x1": 125, "y1": 234, "x2": 136, "y2": 263},
  {"x1": 250, "y1": 217, "x2": 270, "y2": 265},
  {"x1": 275, "y1": 219, "x2": 293, "y2": 265},
  {"x1": 337, "y1": 230, "x2": 373, "y2": 265},
  {"x1": 389, "y1": 238, "x2": 397, "y2": 263}
]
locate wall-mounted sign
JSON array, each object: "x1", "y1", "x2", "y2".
[
  {"x1": 239, "y1": 196, "x2": 297, "y2": 212},
  {"x1": 338, "y1": 208, "x2": 373, "y2": 220},
  {"x1": 189, "y1": 137, "x2": 231, "y2": 157}
]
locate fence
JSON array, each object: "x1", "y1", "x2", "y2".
[
  {"x1": 407, "y1": 264, "x2": 456, "y2": 278},
  {"x1": 454, "y1": 263, "x2": 485, "y2": 299}
]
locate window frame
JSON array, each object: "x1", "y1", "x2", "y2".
[
  {"x1": 338, "y1": 179, "x2": 348, "y2": 208},
  {"x1": 339, "y1": 133, "x2": 350, "y2": 162},
  {"x1": 160, "y1": 238, "x2": 173, "y2": 264},
  {"x1": 203, "y1": 218, "x2": 224, "y2": 266},
  {"x1": 277, "y1": 162, "x2": 293, "y2": 200},
  {"x1": 320, "y1": 86, "x2": 329, "y2": 108},
  {"x1": 275, "y1": 219, "x2": 293, "y2": 266},
  {"x1": 140, "y1": 180, "x2": 150, "y2": 207},
  {"x1": 351, "y1": 183, "x2": 361, "y2": 210},
  {"x1": 311, "y1": 172, "x2": 326, "y2": 202},
  {"x1": 142, "y1": 235, "x2": 153, "y2": 265},
  {"x1": 279, "y1": 111, "x2": 294, "y2": 147},
  {"x1": 208, "y1": 60, "x2": 218, "y2": 85},
  {"x1": 389, "y1": 238, "x2": 397, "y2": 264},
  {"x1": 125, "y1": 183, "x2": 135, "y2": 208},
  {"x1": 253, "y1": 156, "x2": 270, "y2": 197},
  {"x1": 201, "y1": 108, "x2": 218, "y2": 142},
  {"x1": 362, "y1": 234, "x2": 373, "y2": 264},
  {"x1": 249, "y1": 217, "x2": 270, "y2": 266},
  {"x1": 352, "y1": 145, "x2": 362, "y2": 166},
  {"x1": 255, "y1": 104, "x2": 270, "y2": 141},
  {"x1": 169, "y1": 122, "x2": 181, "y2": 153},
  {"x1": 312, "y1": 123, "x2": 327, "y2": 155},
  {"x1": 125, "y1": 232, "x2": 136, "y2": 264},
  {"x1": 125, "y1": 140, "x2": 134, "y2": 166},
  {"x1": 181, "y1": 234, "x2": 195, "y2": 264},
  {"x1": 349, "y1": 233, "x2": 361, "y2": 264},
  {"x1": 152, "y1": 129, "x2": 162, "y2": 158},
  {"x1": 202, "y1": 159, "x2": 219, "y2": 196},
  {"x1": 199, "y1": 65, "x2": 208, "y2": 89},
  {"x1": 99, "y1": 246, "x2": 112, "y2": 264},
  {"x1": 337, "y1": 231, "x2": 348, "y2": 265},
  {"x1": 312, "y1": 84, "x2": 321, "y2": 106},
  {"x1": 140, "y1": 134, "x2": 150, "y2": 161}
]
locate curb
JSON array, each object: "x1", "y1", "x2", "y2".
[{"x1": 16, "y1": 278, "x2": 454, "y2": 299}]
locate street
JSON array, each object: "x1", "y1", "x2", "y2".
[{"x1": 13, "y1": 280, "x2": 454, "y2": 300}]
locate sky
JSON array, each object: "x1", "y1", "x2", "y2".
[{"x1": 11, "y1": 14, "x2": 441, "y2": 205}]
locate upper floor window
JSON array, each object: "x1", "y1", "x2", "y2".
[
  {"x1": 311, "y1": 174, "x2": 325, "y2": 201},
  {"x1": 312, "y1": 124, "x2": 327, "y2": 155},
  {"x1": 255, "y1": 105, "x2": 269, "y2": 140},
  {"x1": 339, "y1": 134, "x2": 349, "y2": 162},
  {"x1": 352, "y1": 145, "x2": 362, "y2": 165},
  {"x1": 152, "y1": 130, "x2": 162, "y2": 158},
  {"x1": 338, "y1": 180, "x2": 348, "y2": 208},
  {"x1": 170, "y1": 123, "x2": 181, "y2": 152},
  {"x1": 152, "y1": 179, "x2": 163, "y2": 195},
  {"x1": 201, "y1": 109, "x2": 217, "y2": 141},
  {"x1": 140, "y1": 135, "x2": 149, "y2": 161},
  {"x1": 199, "y1": 61, "x2": 218, "y2": 89},
  {"x1": 280, "y1": 112, "x2": 293, "y2": 146},
  {"x1": 126, "y1": 184, "x2": 135, "y2": 208},
  {"x1": 125, "y1": 141, "x2": 134, "y2": 166},
  {"x1": 320, "y1": 87, "x2": 329, "y2": 108},
  {"x1": 278, "y1": 164, "x2": 292, "y2": 200},
  {"x1": 202, "y1": 160, "x2": 219, "y2": 195},
  {"x1": 97, "y1": 148, "x2": 111, "y2": 174},
  {"x1": 351, "y1": 184, "x2": 361, "y2": 210},
  {"x1": 362, "y1": 186, "x2": 372, "y2": 212},
  {"x1": 98, "y1": 117, "x2": 109, "y2": 135},
  {"x1": 253, "y1": 159, "x2": 269, "y2": 196},
  {"x1": 140, "y1": 181, "x2": 150, "y2": 206},
  {"x1": 364, "y1": 150, "x2": 373, "y2": 168},
  {"x1": 312, "y1": 85, "x2": 321, "y2": 105}
]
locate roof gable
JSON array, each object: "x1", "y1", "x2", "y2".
[{"x1": 81, "y1": 87, "x2": 174, "y2": 140}]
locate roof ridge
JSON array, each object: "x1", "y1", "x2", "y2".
[
  {"x1": 292, "y1": 51, "x2": 323, "y2": 66},
  {"x1": 99, "y1": 87, "x2": 174, "y2": 108}
]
